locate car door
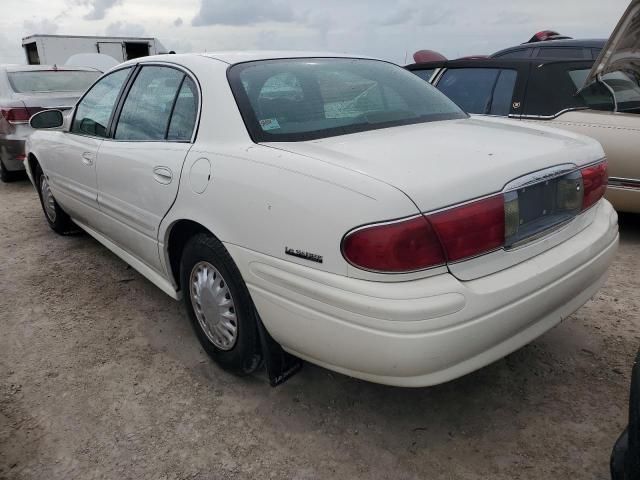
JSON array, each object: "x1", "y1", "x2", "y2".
[
  {"x1": 45, "y1": 67, "x2": 132, "y2": 225},
  {"x1": 94, "y1": 64, "x2": 199, "y2": 271}
]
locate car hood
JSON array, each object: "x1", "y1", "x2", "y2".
[
  {"x1": 263, "y1": 117, "x2": 604, "y2": 212},
  {"x1": 585, "y1": 0, "x2": 640, "y2": 85}
]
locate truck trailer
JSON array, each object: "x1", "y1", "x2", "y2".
[{"x1": 21, "y1": 34, "x2": 169, "y2": 65}]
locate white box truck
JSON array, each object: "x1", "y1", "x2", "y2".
[{"x1": 22, "y1": 35, "x2": 169, "y2": 65}]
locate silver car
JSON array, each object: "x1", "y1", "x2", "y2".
[{"x1": 0, "y1": 65, "x2": 100, "y2": 182}]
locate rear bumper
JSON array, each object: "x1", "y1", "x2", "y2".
[
  {"x1": 0, "y1": 138, "x2": 27, "y2": 171},
  {"x1": 228, "y1": 200, "x2": 618, "y2": 387}
]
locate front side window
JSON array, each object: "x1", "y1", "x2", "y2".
[
  {"x1": 436, "y1": 68, "x2": 517, "y2": 115},
  {"x1": 602, "y1": 71, "x2": 640, "y2": 113},
  {"x1": 568, "y1": 68, "x2": 640, "y2": 113},
  {"x1": 72, "y1": 68, "x2": 131, "y2": 138},
  {"x1": 568, "y1": 68, "x2": 615, "y2": 111},
  {"x1": 115, "y1": 66, "x2": 185, "y2": 141},
  {"x1": 228, "y1": 58, "x2": 466, "y2": 142}
]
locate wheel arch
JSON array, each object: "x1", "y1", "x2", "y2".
[
  {"x1": 165, "y1": 218, "x2": 217, "y2": 291},
  {"x1": 27, "y1": 152, "x2": 40, "y2": 183}
]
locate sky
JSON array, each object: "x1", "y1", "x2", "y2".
[{"x1": 0, "y1": 0, "x2": 631, "y2": 65}]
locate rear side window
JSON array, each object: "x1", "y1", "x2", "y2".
[
  {"x1": 115, "y1": 66, "x2": 184, "y2": 141},
  {"x1": 536, "y1": 47, "x2": 585, "y2": 59},
  {"x1": 167, "y1": 77, "x2": 198, "y2": 141},
  {"x1": 413, "y1": 69, "x2": 435, "y2": 81},
  {"x1": 493, "y1": 49, "x2": 531, "y2": 59},
  {"x1": 436, "y1": 68, "x2": 517, "y2": 115},
  {"x1": 8, "y1": 70, "x2": 100, "y2": 93},
  {"x1": 72, "y1": 68, "x2": 131, "y2": 138},
  {"x1": 490, "y1": 70, "x2": 518, "y2": 115}
]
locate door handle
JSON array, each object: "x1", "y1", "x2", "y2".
[
  {"x1": 153, "y1": 166, "x2": 173, "y2": 185},
  {"x1": 81, "y1": 152, "x2": 95, "y2": 166}
]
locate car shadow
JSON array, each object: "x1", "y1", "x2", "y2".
[{"x1": 619, "y1": 212, "x2": 640, "y2": 244}]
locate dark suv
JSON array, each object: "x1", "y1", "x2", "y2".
[{"x1": 491, "y1": 38, "x2": 606, "y2": 60}]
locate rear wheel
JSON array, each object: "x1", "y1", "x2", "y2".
[
  {"x1": 35, "y1": 166, "x2": 73, "y2": 234},
  {"x1": 180, "y1": 233, "x2": 262, "y2": 375}
]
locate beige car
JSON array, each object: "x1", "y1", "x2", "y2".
[
  {"x1": 544, "y1": 0, "x2": 640, "y2": 213},
  {"x1": 407, "y1": 0, "x2": 640, "y2": 213}
]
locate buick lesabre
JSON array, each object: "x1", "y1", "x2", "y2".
[{"x1": 25, "y1": 52, "x2": 618, "y2": 387}]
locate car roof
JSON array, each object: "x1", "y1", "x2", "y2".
[
  {"x1": 0, "y1": 64, "x2": 100, "y2": 73},
  {"x1": 124, "y1": 51, "x2": 377, "y2": 68},
  {"x1": 491, "y1": 38, "x2": 607, "y2": 57},
  {"x1": 406, "y1": 58, "x2": 595, "y2": 70}
]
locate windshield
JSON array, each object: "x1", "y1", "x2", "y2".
[
  {"x1": 8, "y1": 70, "x2": 100, "y2": 94},
  {"x1": 228, "y1": 58, "x2": 466, "y2": 142}
]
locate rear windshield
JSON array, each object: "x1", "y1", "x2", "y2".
[
  {"x1": 228, "y1": 58, "x2": 466, "y2": 142},
  {"x1": 7, "y1": 70, "x2": 100, "y2": 94}
]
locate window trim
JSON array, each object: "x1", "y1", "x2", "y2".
[
  {"x1": 69, "y1": 66, "x2": 135, "y2": 140},
  {"x1": 69, "y1": 62, "x2": 202, "y2": 144},
  {"x1": 108, "y1": 62, "x2": 202, "y2": 144}
]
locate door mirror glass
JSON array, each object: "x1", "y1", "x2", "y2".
[{"x1": 30, "y1": 109, "x2": 64, "y2": 129}]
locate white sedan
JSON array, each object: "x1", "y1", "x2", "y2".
[{"x1": 25, "y1": 52, "x2": 618, "y2": 387}]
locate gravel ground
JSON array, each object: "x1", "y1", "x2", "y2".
[{"x1": 0, "y1": 176, "x2": 639, "y2": 480}]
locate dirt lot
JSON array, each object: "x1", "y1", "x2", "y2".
[{"x1": 0, "y1": 176, "x2": 638, "y2": 480}]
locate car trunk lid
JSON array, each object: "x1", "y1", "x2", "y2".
[
  {"x1": 584, "y1": 0, "x2": 640, "y2": 86},
  {"x1": 13, "y1": 92, "x2": 82, "y2": 116},
  {"x1": 264, "y1": 116, "x2": 606, "y2": 279}
]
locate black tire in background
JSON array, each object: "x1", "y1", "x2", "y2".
[
  {"x1": 180, "y1": 233, "x2": 262, "y2": 375},
  {"x1": 35, "y1": 165, "x2": 74, "y2": 234},
  {"x1": 0, "y1": 160, "x2": 17, "y2": 183}
]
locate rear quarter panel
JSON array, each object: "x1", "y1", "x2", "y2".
[{"x1": 161, "y1": 141, "x2": 423, "y2": 278}]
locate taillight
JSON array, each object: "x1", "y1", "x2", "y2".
[
  {"x1": 342, "y1": 161, "x2": 607, "y2": 273},
  {"x1": 341, "y1": 216, "x2": 445, "y2": 272},
  {"x1": 581, "y1": 161, "x2": 608, "y2": 210},
  {"x1": 0, "y1": 106, "x2": 30, "y2": 124},
  {"x1": 428, "y1": 196, "x2": 505, "y2": 262}
]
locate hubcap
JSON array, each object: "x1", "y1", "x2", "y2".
[
  {"x1": 40, "y1": 176, "x2": 56, "y2": 222},
  {"x1": 189, "y1": 261, "x2": 238, "y2": 350}
]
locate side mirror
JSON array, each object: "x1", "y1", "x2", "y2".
[{"x1": 30, "y1": 109, "x2": 64, "y2": 129}]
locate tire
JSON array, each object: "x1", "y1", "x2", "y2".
[
  {"x1": 180, "y1": 233, "x2": 262, "y2": 375},
  {"x1": 0, "y1": 159, "x2": 16, "y2": 183},
  {"x1": 35, "y1": 166, "x2": 74, "y2": 234}
]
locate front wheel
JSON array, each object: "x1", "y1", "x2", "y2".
[
  {"x1": 35, "y1": 166, "x2": 73, "y2": 234},
  {"x1": 180, "y1": 233, "x2": 262, "y2": 375}
]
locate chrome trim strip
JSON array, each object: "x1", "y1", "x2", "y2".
[
  {"x1": 609, "y1": 177, "x2": 640, "y2": 189},
  {"x1": 510, "y1": 107, "x2": 589, "y2": 120},
  {"x1": 503, "y1": 163, "x2": 577, "y2": 191}
]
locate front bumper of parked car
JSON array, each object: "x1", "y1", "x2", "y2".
[{"x1": 228, "y1": 200, "x2": 619, "y2": 387}]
